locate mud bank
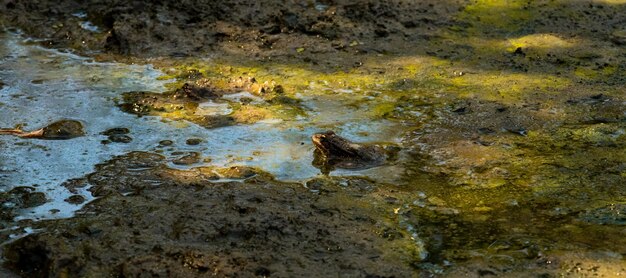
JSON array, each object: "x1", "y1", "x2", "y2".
[
  {"x1": 0, "y1": 0, "x2": 462, "y2": 61},
  {"x1": 3, "y1": 152, "x2": 415, "y2": 277},
  {"x1": 2, "y1": 0, "x2": 626, "y2": 277}
]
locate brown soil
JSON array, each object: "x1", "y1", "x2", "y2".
[
  {"x1": 3, "y1": 152, "x2": 415, "y2": 277},
  {"x1": 2, "y1": 1, "x2": 626, "y2": 277},
  {"x1": 0, "y1": 0, "x2": 462, "y2": 64}
]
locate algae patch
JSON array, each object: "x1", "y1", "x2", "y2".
[{"x1": 118, "y1": 72, "x2": 302, "y2": 128}]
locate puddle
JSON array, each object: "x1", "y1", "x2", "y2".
[
  {"x1": 0, "y1": 31, "x2": 407, "y2": 222},
  {"x1": 2, "y1": 15, "x2": 625, "y2": 274},
  {"x1": 2, "y1": 0, "x2": 626, "y2": 276},
  {"x1": 194, "y1": 101, "x2": 233, "y2": 116}
]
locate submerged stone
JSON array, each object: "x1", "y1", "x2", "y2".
[
  {"x1": 172, "y1": 152, "x2": 201, "y2": 165},
  {"x1": 158, "y1": 140, "x2": 174, "y2": 146},
  {"x1": 3, "y1": 187, "x2": 47, "y2": 209},
  {"x1": 87, "y1": 152, "x2": 166, "y2": 196},
  {"x1": 101, "y1": 127, "x2": 130, "y2": 136},
  {"x1": 64, "y1": 195, "x2": 86, "y2": 205},
  {"x1": 185, "y1": 138, "x2": 202, "y2": 145},
  {"x1": 108, "y1": 134, "x2": 132, "y2": 143}
]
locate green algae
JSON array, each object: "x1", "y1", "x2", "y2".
[
  {"x1": 118, "y1": 69, "x2": 305, "y2": 127},
  {"x1": 118, "y1": 29, "x2": 626, "y2": 273},
  {"x1": 461, "y1": 0, "x2": 533, "y2": 35},
  {"x1": 146, "y1": 40, "x2": 625, "y2": 261},
  {"x1": 4, "y1": 0, "x2": 626, "y2": 275}
]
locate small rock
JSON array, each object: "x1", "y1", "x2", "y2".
[
  {"x1": 64, "y1": 195, "x2": 86, "y2": 204},
  {"x1": 101, "y1": 127, "x2": 130, "y2": 136},
  {"x1": 159, "y1": 140, "x2": 174, "y2": 146},
  {"x1": 186, "y1": 138, "x2": 203, "y2": 145},
  {"x1": 261, "y1": 23, "x2": 281, "y2": 34},
  {"x1": 22, "y1": 192, "x2": 47, "y2": 208},
  {"x1": 589, "y1": 93, "x2": 609, "y2": 102},
  {"x1": 172, "y1": 152, "x2": 201, "y2": 165},
  {"x1": 306, "y1": 178, "x2": 332, "y2": 192},
  {"x1": 478, "y1": 127, "x2": 495, "y2": 134},
  {"x1": 108, "y1": 134, "x2": 133, "y2": 143},
  {"x1": 505, "y1": 127, "x2": 527, "y2": 136},
  {"x1": 453, "y1": 107, "x2": 469, "y2": 114}
]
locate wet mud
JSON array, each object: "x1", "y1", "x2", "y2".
[
  {"x1": 118, "y1": 76, "x2": 292, "y2": 128},
  {"x1": 0, "y1": 0, "x2": 464, "y2": 60},
  {"x1": 3, "y1": 152, "x2": 415, "y2": 277},
  {"x1": 1, "y1": 0, "x2": 626, "y2": 277}
]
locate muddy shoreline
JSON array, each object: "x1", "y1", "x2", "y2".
[
  {"x1": 0, "y1": 0, "x2": 461, "y2": 64},
  {"x1": 1, "y1": 0, "x2": 626, "y2": 277},
  {"x1": 3, "y1": 152, "x2": 417, "y2": 277}
]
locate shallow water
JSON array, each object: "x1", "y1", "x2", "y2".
[
  {"x1": 0, "y1": 31, "x2": 406, "y2": 221},
  {"x1": 2, "y1": 16, "x2": 626, "y2": 274}
]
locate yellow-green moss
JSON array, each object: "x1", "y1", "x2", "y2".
[{"x1": 461, "y1": 0, "x2": 533, "y2": 34}]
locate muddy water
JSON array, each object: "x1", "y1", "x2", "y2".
[
  {"x1": 0, "y1": 30, "x2": 167, "y2": 220},
  {"x1": 0, "y1": 30, "x2": 406, "y2": 222},
  {"x1": 1, "y1": 5, "x2": 626, "y2": 273}
]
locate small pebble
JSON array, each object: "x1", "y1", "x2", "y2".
[
  {"x1": 65, "y1": 195, "x2": 86, "y2": 204},
  {"x1": 172, "y1": 152, "x2": 201, "y2": 165},
  {"x1": 101, "y1": 127, "x2": 130, "y2": 135},
  {"x1": 159, "y1": 140, "x2": 174, "y2": 146},
  {"x1": 108, "y1": 134, "x2": 132, "y2": 143},
  {"x1": 186, "y1": 138, "x2": 203, "y2": 145}
]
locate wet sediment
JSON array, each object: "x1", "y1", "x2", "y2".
[
  {"x1": 2, "y1": 152, "x2": 415, "y2": 277},
  {"x1": 1, "y1": 0, "x2": 626, "y2": 277}
]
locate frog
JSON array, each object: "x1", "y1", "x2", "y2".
[
  {"x1": 0, "y1": 120, "x2": 85, "y2": 140},
  {"x1": 311, "y1": 130, "x2": 388, "y2": 173}
]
